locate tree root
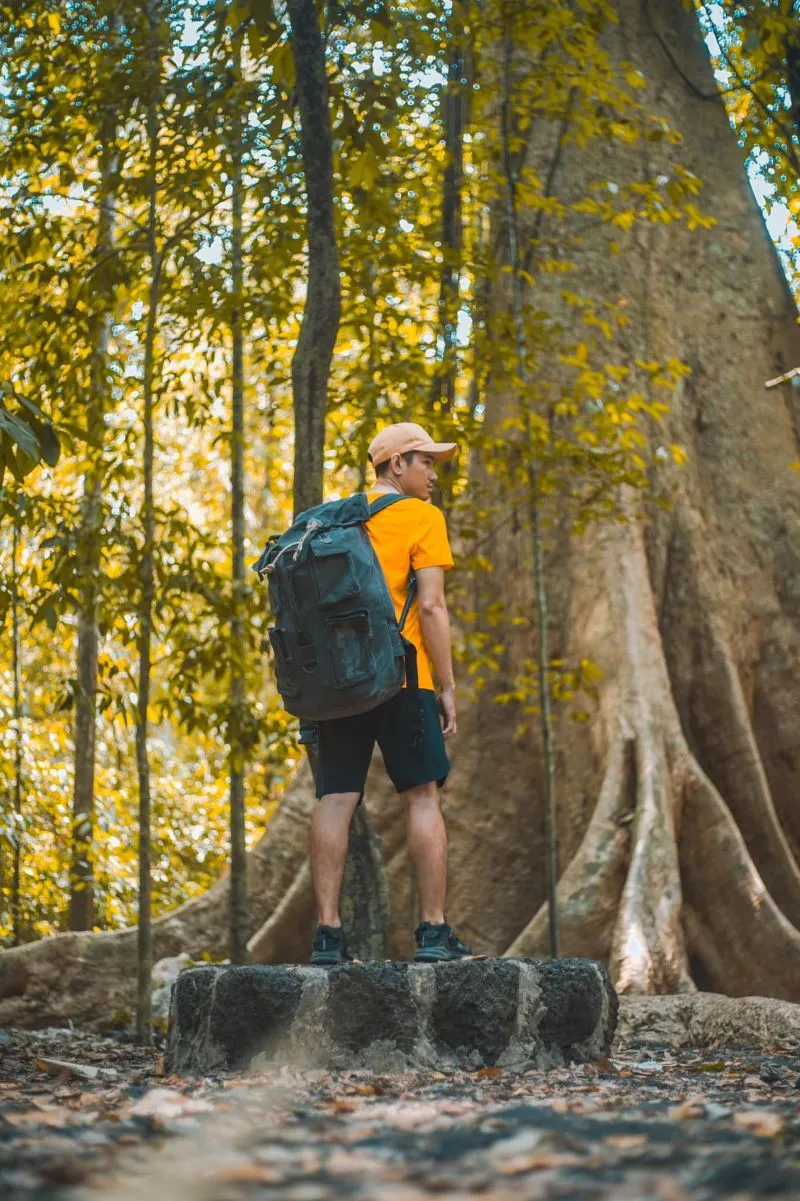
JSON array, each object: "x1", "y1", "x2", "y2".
[
  {"x1": 671, "y1": 547, "x2": 800, "y2": 927},
  {"x1": 0, "y1": 761, "x2": 317, "y2": 1027},
  {"x1": 505, "y1": 733, "x2": 632, "y2": 959},
  {"x1": 681, "y1": 765, "x2": 800, "y2": 1001},
  {"x1": 505, "y1": 522, "x2": 800, "y2": 1003},
  {"x1": 247, "y1": 862, "x2": 314, "y2": 964}
]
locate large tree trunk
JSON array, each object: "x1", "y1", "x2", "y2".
[
  {"x1": 5, "y1": 0, "x2": 800, "y2": 1024},
  {"x1": 496, "y1": 0, "x2": 800, "y2": 998}
]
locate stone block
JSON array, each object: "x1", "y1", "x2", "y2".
[{"x1": 166, "y1": 957, "x2": 617, "y2": 1075}]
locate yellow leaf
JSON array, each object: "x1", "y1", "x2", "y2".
[{"x1": 47, "y1": 12, "x2": 60, "y2": 33}]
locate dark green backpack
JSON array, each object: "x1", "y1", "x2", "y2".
[{"x1": 253, "y1": 493, "x2": 417, "y2": 721}]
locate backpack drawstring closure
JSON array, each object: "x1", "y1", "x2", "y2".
[{"x1": 262, "y1": 518, "x2": 323, "y2": 577}]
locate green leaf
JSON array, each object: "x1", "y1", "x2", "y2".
[
  {"x1": 0, "y1": 408, "x2": 39, "y2": 459},
  {"x1": 33, "y1": 421, "x2": 60, "y2": 467}
]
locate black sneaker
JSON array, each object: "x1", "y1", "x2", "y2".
[
  {"x1": 414, "y1": 921, "x2": 472, "y2": 962},
  {"x1": 311, "y1": 924, "x2": 352, "y2": 966}
]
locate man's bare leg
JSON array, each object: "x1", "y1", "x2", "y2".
[
  {"x1": 310, "y1": 791, "x2": 360, "y2": 927},
  {"x1": 402, "y1": 781, "x2": 447, "y2": 925}
]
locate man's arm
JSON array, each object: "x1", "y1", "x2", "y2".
[{"x1": 416, "y1": 566, "x2": 456, "y2": 738}]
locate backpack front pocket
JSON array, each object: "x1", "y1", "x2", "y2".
[
  {"x1": 326, "y1": 611, "x2": 375, "y2": 687},
  {"x1": 310, "y1": 539, "x2": 361, "y2": 606}
]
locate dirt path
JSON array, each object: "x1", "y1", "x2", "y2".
[{"x1": 1, "y1": 1028, "x2": 798, "y2": 1199}]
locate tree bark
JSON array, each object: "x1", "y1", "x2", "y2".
[
  {"x1": 69, "y1": 13, "x2": 120, "y2": 932},
  {"x1": 499, "y1": 22, "x2": 559, "y2": 956},
  {"x1": 228, "y1": 39, "x2": 249, "y2": 966},
  {"x1": 339, "y1": 806, "x2": 390, "y2": 962},
  {"x1": 495, "y1": 0, "x2": 800, "y2": 998},
  {"x1": 286, "y1": 0, "x2": 341, "y2": 518}
]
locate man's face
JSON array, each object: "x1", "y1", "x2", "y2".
[{"x1": 396, "y1": 451, "x2": 438, "y2": 500}]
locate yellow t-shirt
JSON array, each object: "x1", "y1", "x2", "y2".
[{"x1": 366, "y1": 490, "x2": 454, "y2": 692}]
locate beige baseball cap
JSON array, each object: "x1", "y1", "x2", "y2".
[{"x1": 367, "y1": 422, "x2": 458, "y2": 469}]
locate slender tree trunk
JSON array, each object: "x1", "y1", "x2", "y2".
[
  {"x1": 228, "y1": 43, "x2": 249, "y2": 965},
  {"x1": 135, "y1": 1, "x2": 161, "y2": 1045},
  {"x1": 430, "y1": 0, "x2": 468, "y2": 414},
  {"x1": 500, "y1": 25, "x2": 559, "y2": 957},
  {"x1": 285, "y1": 0, "x2": 388, "y2": 948},
  {"x1": 10, "y1": 511, "x2": 23, "y2": 946},
  {"x1": 340, "y1": 808, "x2": 389, "y2": 961},
  {"x1": 287, "y1": 0, "x2": 341, "y2": 518},
  {"x1": 69, "y1": 14, "x2": 120, "y2": 932},
  {"x1": 785, "y1": 25, "x2": 800, "y2": 143}
]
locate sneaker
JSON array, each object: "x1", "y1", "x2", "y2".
[
  {"x1": 311, "y1": 924, "x2": 352, "y2": 966},
  {"x1": 414, "y1": 921, "x2": 472, "y2": 962}
]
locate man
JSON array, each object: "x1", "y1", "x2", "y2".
[{"x1": 310, "y1": 422, "x2": 472, "y2": 966}]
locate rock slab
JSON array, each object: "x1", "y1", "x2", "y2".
[
  {"x1": 617, "y1": 993, "x2": 800, "y2": 1050},
  {"x1": 166, "y1": 957, "x2": 617, "y2": 1075}
]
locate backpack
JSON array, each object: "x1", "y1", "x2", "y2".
[{"x1": 253, "y1": 493, "x2": 417, "y2": 722}]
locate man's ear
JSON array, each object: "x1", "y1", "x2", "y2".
[{"x1": 390, "y1": 452, "x2": 403, "y2": 475}]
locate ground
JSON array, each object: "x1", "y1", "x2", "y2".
[{"x1": 1, "y1": 1028, "x2": 799, "y2": 1199}]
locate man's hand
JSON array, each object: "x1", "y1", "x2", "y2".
[{"x1": 438, "y1": 686, "x2": 457, "y2": 739}]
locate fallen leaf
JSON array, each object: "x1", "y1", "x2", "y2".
[
  {"x1": 4, "y1": 1107, "x2": 75, "y2": 1127},
  {"x1": 36, "y1": 1058, "x2": 101, "y2": 1081},
  {"x1": 669, "y1": 1096, "x2": 706, "y2": 1121},
  {"x1": 125, "y1": 1088, "x2": 214, "y2": 1120},
  {"x1": 212, "y1": 1164, "x2": 277, "y2": 1183},
  {"x1": 733, "y1": 1110, "x2": 784, "y2": 1138},
  {"x1": 477, "y1": 1067, "x2": 503, "y2": 1079},
  {"x1": 499, "y1": 1152, "x2": 581, "y2": 1174},
  {"x1": 344, "y1": 1083, "x2": 377, "y2": 1096},
  {"x1": 695, "y1": 1060, "x2": 726, "y2": 1073},
  {"x1": 604, "y1": 1134, "x2": 647, "y2": 1150},
  {"x1": 594, "y1": 1056, "x2": 618, "y2": 1075},
  {"x1": 153, "y1": 1056, "x2": 166, "y2": 1078},
  {"x1": 325, "y1": 1149, "x2": 389, "y2": 1175}
]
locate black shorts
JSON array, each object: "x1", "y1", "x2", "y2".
[{"x1": 314, "y1": 689, "x2": 450, "y2": 800}]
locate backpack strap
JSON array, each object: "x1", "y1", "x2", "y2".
[
  {"x1": 367, "y1": 493, "x2": 417, "y2": 631},
  {"x1": 397, "y1": 571, "x2": 417, "y2": 634},
  {"x1": 366, "y1": 492, "x2": 424, "y2": 743},
  {"x1": 367, "y1": 492, "x2": 411, "y2": 518}
]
